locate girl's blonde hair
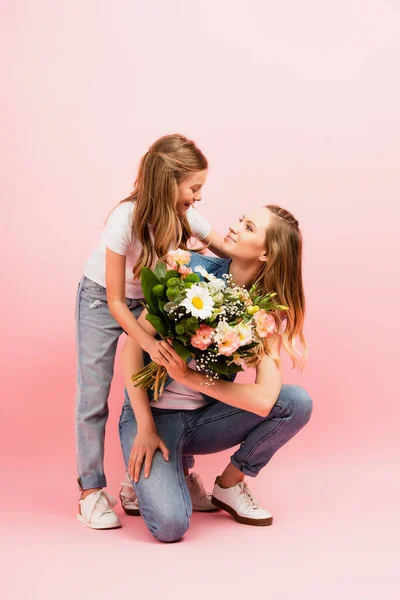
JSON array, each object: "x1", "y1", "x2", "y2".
[
  {"x1": 118, "y1": 134, "x2": 208, "y2": 278},
  {"x1": 249, "y1": 205, "x2": 307, "y2": 369}
]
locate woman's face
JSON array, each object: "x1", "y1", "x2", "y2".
[
  {"x1": 176, "y1": 170, "x2": 208, "y2": 215},
  {"x1": 222, "y1": 206, "x2": 272, "y2": 262}
]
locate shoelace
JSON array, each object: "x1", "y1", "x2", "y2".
[
  {"x1": 238, "y1": 481, "x2": 260, "y2": 510},
  {"x1": 81, "y1": 490, "x2": 116, "y2": 522}
]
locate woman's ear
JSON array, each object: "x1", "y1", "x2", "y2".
[{"x1": 259, "y1": 252, "x2": 268, "y2": 263}]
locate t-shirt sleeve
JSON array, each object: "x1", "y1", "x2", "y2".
[
  {"x1": 101, "y1": 202, "x2": 133, "y2": 256},
  {"x1": 186, "y1": 206, "x2": 212, "y2": 240}
]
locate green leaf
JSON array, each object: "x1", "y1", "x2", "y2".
[
  {"x1": 154, "y1": 262, "x2": 167, "y2": 280},
  {"x1": 145, "y1": 314, "x2": 169, "y2": 337},
  {"x1": 172, "y1": 340, "x2": 192, "y2": 360},
  {"x1": 210, "y1": 361, "x2": 243, "y2": 375},
  {"x1": 140, "y1": 268, "x2": 161, "y2": 314}
]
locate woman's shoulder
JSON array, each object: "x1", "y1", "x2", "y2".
[{"x1": 188, "y1": 252, "x2": 230, "y2": 277}]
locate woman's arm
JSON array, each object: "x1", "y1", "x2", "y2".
[
  {"x1": 121, "y1": 322, "x2": 169, "y2": 482},
  {"x1": 157, "y1": 336, "x2": 283, "y2": 417},
  {"x1": 106, "y1": 248, "x2": 158, "y2": 355}
]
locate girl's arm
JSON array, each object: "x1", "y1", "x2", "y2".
[
  {"x1": 157, "y1": 336, "x2": 283, "y2": 418},
  {"x1": 106, "y1": 248, "x2": 158, "y2": 355},
  {"x1": 202, "y1": 229, "x2": 230, "y2": 258}
]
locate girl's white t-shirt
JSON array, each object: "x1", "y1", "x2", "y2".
[{"x1": 84, "y1": 203, "x2": 211, "y2": 299}]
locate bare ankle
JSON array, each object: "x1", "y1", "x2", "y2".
[
  {"x1": 218, "y1": 464, "x2": 244, "y2": 489},
  {"x1": 80, "y1": 487, "x2": 102, "y2": 500}
]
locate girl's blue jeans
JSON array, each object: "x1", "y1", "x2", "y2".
[
  {"x1": 75, "y1": 276, "x2": 144, "y2": 490},
  {"x1": 119, "y1": 384, "x2": 313, "y2": 542}
]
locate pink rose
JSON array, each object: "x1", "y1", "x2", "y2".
[
  {"x1": 191, "y1": 324, "x2": 215, "y2": 350},
  {"x1": 253, "y1": 310, "x2": 277, "y2": 338}
]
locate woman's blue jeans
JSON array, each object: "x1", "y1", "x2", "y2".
[{"x1": 119, "y1": 385, "x2": 313, "y2": 542}]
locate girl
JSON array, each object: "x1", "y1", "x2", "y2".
[
  {"x1": 119, "y1": 204, "x2": 313, "y2": 542},
  {"x1": 76, "y1": 134, "x2": 225, "y2": 529}
]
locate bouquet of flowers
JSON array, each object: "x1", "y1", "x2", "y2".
[{"x1": 132, "y1": 250, "x2": 288, "y2": 400}]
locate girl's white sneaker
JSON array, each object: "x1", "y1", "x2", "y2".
[
  {"x1": 211, "y1": 476, "x2": 273, "y2": 526},
  {"x1": 77, "y1": 490, "x2": 121, "y2": 529}
]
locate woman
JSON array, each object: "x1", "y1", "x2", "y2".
[{"x1": 119, "y1": 205, "x2": 313, "y2": 542}]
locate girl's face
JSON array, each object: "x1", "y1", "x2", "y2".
[
  {"x1": 176, "y1": 170, "x2": 208, "y2": 215},
  {"x1": 222, "y1": 207, "x2": 272, "y2": 262}
]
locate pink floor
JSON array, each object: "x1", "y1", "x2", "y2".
[{"x1": 2, "y1": 443, "x2": 398, "y2": 599}]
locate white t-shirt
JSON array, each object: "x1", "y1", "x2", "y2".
[
  {"x1": 151, "y1": 319, "x2": 288, "y2": 411},
  {"x1": 84, "y1": 203, "x2": 211, "y2": 299}
]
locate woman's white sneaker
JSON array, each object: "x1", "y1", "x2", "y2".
[
  {"x1": 77, "y1": 490, "x2": 121, "y2": 529},
  {"x1": 211, "y1": 476, "x2": 273, "y2": 526},
  {"x1": 119, "y1": 470, "x2": 218, "y2": 514},
  {"x1": 186, "y1": 472, "x2": 219, "y2": 512},
  {"x1": 119, "y1": 472, "x2": 140, "y2": 516}
]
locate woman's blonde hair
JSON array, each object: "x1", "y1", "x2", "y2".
[
  {"x1": 249, "y1": 205, "x2": 307, "y2": 369},
  {"x1": 117, "y1": 134, "x2": 208, "y2": 278}
]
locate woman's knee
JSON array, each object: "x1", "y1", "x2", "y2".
[
  {"x1": 281, "y1": 384, "x2": 313, "y2": 426},
  {"x1": 149, "y1": 510, "x2": 190, "y2": 543}
]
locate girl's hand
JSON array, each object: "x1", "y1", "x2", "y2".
[
  {"x1": 129, "y1": 429, "x2": 169, "y2": 483},
  {"x1": 157, "y1": 340, "x2": 190, "y2": 382},
  {"x1": 145, "y1": 337, "x2": 168, "y2": 365}
]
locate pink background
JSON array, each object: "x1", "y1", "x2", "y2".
[{"x1": 1, "y1": 1, "x2": 399, "y2": 599}]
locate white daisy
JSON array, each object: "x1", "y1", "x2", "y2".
[
  {"x1": 181, "y1": 285, "x2": 214, "y2": 319},
  {"x1": 194, "y1": 265, "x2": 209, "y2": 278}
]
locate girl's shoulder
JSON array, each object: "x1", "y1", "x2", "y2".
[{"x1": 107, "y1": 200, "x2": 134, "y2": 225}]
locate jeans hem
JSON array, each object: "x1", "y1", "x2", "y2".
[
  {"x1": 78, "y1": 475, "x2": 107, "y2": 491},
  {"x1": 230, "y1": 455, "x2": 259, "y2": 478}
]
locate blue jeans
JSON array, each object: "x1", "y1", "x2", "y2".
[
  {"x1": 75, "y1": 276, "x2": 144, "y2": 490},
  {"x1": 119, "y1": 385, "x2": 313, "y2": 542}
]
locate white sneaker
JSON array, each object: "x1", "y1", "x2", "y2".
[
  {"x1": 119, "y1": 473, "x2": 140, "y2": 516},
  {"x1": 77, "y1": 490, "x2": 121, "y2": 529},
  {"x1": 211, "y1": 476, "x2": 273, "y2": 526},
  {"x1": 186, "y1": 472, "x2": 219, "y2": 512}
]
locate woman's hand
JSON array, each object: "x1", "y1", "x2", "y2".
[
  {"x1": 157, "y1": 340, "x2": 190, "y2": 382},
  {"x1": 128, "y1": 429, "x2": 169, "y2": 483}
]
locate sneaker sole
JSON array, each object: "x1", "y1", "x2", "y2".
[
  {"x1": 211, "y1": 496, "x2": 273, "y2": 527},
  {"x1": 77, "y1": 513, "x2": 122, "y2": 529},
  {"x1": 192, "y1": 504, "x2": 220, "y2": 512},
  {"x1": 121, "y1": 506, "x2": 141, "y2": 517}
]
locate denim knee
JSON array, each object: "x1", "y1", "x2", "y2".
[
  {"x1": 291, "y1": 385, "x2": 313, "y2": 426},
  {"x1": 280, "y1": 384, "x2": 313, "y2": 427},
  {"x1": 150, "y1": 511, "x2": 190, "y2": 543}
]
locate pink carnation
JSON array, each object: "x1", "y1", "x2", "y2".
[
  {"x1": 217, "y1": 332, "x2": 241, "y2": 356},
  {"x1": 191, "y1": 324, "x2": 215, "y2": 350},
  {"x1": 179, "y1": 265, "x2": 193, "y2": 276},
  {"x1": 253, "y1": 310, "x2": 277, "y2": 338}
]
